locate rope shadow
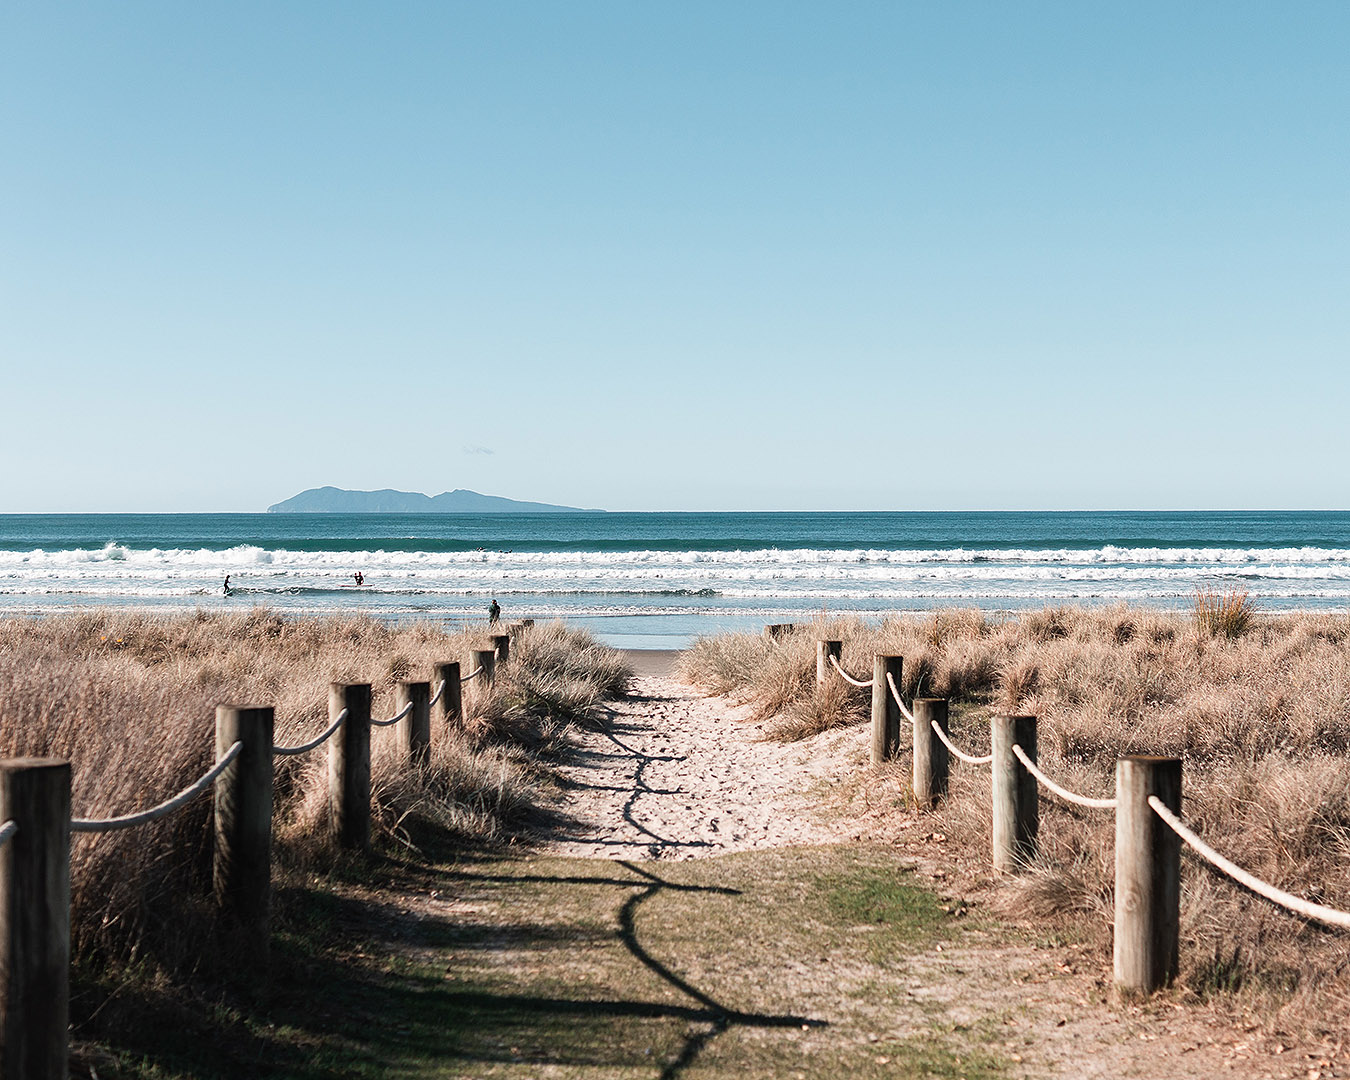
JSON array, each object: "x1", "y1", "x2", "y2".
[
  {"x1": 611, "y1": 860, "x2": 826, "y2": 1079},
  {"x1": 555, "y1": 700, "x2": 708, "y2": 854}
]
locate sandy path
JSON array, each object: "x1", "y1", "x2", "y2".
[
  {"x1": 527, "y1": 666, "x2": 1336, "y2": 1079},
  {"x1": 542, "y1": 672, "x2": 855, "y2": 859}
]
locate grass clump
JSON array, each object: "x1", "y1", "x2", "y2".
[{"x1": 1193, "y1": 587, "x2": 1257, "y2": 638}]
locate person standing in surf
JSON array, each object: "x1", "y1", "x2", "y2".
[
  {"x1": 489, "y1": 598, "x2": 500, "y2": 624},
  {"x1": 223, "y1": 575, "x2": 231, "y2": 595}
]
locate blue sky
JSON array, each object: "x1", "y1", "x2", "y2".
[{"x1": 2, "y1": 2, "x2": 1347, "y2": 512}]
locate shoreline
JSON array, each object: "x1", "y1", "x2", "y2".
[{"x1": 3, "y1": 601, "x2": 1347, "y2": 654}]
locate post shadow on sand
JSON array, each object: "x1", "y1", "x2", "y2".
[
  {"x1": 542, "y1": 701, "x2": 720, "y2": 856},
  {"x1": 432, "y1": 858, "x2": 826, "y2": 1079},
  {"x1": 138, "y1": 856, "x2": 822, "y2": 1080}
]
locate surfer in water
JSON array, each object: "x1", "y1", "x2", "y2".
[
  {"x1": 354, "y1": 572, "x2": 364, "y2": 586},
  {"x1": 223, "y1": 575, "x2": 231, "y2": 595},
  {"x1": 489, "y1": 598, "x2": 500, "y2": 624}
]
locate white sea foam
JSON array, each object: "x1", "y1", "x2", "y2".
[{"x1": 4, "y1": 542, "x2": 1350, "y2": 616}]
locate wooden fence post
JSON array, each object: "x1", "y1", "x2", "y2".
[
  {"x1": 991, "y1": 714, "x2": 1038, "y2": 872},
  {"x1": 816, "y1": 640, "x2": 842, "y2": 685},
  {"x1": 433, "y1": 662, "x2": 462, "y2": 727},
  {"x1": 492, "y1": 634, "x2": 511, "y2": 664},
  {"x1": 470, "y1": 649, "x2": 496, "y2": 691},
  {"x1": 1114, "y1": 756, "x2": 1182, "y2": 994},
  {"x1": 213, "y1": 706, "x2": 273, "y2": 957},
  {"x1": 0, "y1": 757, "x2": 71, "y2": 1080},
  {"x1": 765, "y1": 623, "x2": 794, "y2": 640},
  {"x1": 870, "y1": 655, "x2": 903, "y2": 764},
  {"x1": 912, "y1": 698, "x2": 950, "y2": 808},
  {"x1": 396, "y1": 681, "x2": 431, "y2": 765},
  {"x1": 328, "y1": 683, "x2": 371, "y2": 851}
]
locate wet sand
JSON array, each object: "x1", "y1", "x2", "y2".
[{"x1": 619, "y1": 648, "x2": 682, "y2": 678}]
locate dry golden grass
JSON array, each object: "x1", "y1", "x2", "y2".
[
  {"x1": 0, "y1": 609, "x2": 630, "y2": 981},
  {"x1": 1194, "y1": 587, "x2": 1258, "y2": 639},
  {"x1": 680, "y1": 604, "x2": 1350, "y2": 1035}
]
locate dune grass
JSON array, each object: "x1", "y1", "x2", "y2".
[
  {"x1": 679, "y1": 605, "x2": 1350, "y2": 1035},
  {"x1": 0, "y1": 609, "x2": 630, "y2": 1038}
]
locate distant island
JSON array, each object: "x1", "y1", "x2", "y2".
[{"x1": 267, "y1": 487, "x2": 602, "y2": 514}]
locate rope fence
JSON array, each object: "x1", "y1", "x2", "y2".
[
  {"x1": 827, "y1": 653, "x2": 874, "y2": 688},
  {"x1": 930, "y1": 718, "x2": 993, "y2": 765},
  {"x1": 787, "y1": 633, "x2": 1350, "y2": 994},
  {"x1": 71, "y1": 742, "x2": 243, "y2": 834},
  {"x1": 885, "y1": 671, "x2": 915, "y2": 726},
  {"x1": 1012, "y1": 744, "x2": 1116, "y2": 810},
  {"x1": 1148, "y1": 795, "x2": 1350, "y2": 931},
  {"x1": 0, "y1": 642, "x2": 505, "y2": 1079},
  {"x1": 274, "y1": 709, "x2": 348, "y2": 757},
  {"x1": 371, "y1": 700, "x2": 415, "y2": 728}
]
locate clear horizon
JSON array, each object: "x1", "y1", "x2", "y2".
[
  {"x1": 5, "y1": 3, "x2": 1348, "y2": 513},
  {"x1": 6, "y1": 501, "x2": 1350, "y2": 517}
]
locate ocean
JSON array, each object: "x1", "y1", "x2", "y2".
[{"x1": 2, "y1": 510, "x2": 1348, "y2": 648}]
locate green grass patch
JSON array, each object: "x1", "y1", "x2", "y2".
[{"x1": 820, "y1": 865, "x2": 954, "y2": 948}]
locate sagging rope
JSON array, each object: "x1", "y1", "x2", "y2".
[
  {"x1": 274, "y1": 709, "x2": 348, "y2": 757},
  {"x1": 71, "y1": 742, "x2": 244, "y2": 834},
  {"x1": 0, "y1": 820, "x2": 15, "y2": 848},
  {"x1": 885, "y1": 671, "x2": 915, "y2": 726},
  {"x1": 1148, "y1": 796, "x2": 1350, "y2": 931},
  {"x1": 371, "y1": 700, "x2": 415, "y2": 728},
  {"x1": 428, "y1": 679, "x2": 447, "y2": 708},
  {"x1": 827, "y1": 653, "x2": 874, "y2": 688},
  {"x1": 929, "y1": 719, "x2": 993, "y2": 766},
  {"x1": 461, "y1": 666, "x2": 485, "y2": 683},
  {"x1": 1012, "y1": 744, "x2": 1116, "y2": 810}
]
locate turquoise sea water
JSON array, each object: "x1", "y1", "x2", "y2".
[{"x1": 1, "y1": 511, "x2": 1348, "y2": 648}]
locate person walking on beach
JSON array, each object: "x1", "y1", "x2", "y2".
[{"x1": 489, "y1": 598, "x2": 501, "y2": 624}]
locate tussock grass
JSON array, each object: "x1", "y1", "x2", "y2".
[
  {"x1": 0, "y1": 610, "x2": 629, "y2": 984},
  {"x1": 681, "y1": 605, "x2": 1350, "y2": 1035},
  {"x1": 1194, "y1": 588, "x2": 1257, "y2": 639}
]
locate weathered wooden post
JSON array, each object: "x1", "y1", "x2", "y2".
[
  {"x1": 432, "y1": 662, "x2": 463, "y2": 726},
  {"x1": 912, "y1": 698, "x2": 950, "y2": 808},
  {"x1": 816, "y1": 639, "x2": 842, "y2": 685},
  {"x1": 492, "y1": 634, "x2": 511, "y2": 664},
  {"x1": 396, "y1": 681, "x2": 431, "y2": 765},
  {"x1": 213, "y1": 706, "x2": 274, "y2": 955},
  {"x1": 470, "y1": 649, "x2": 497, "y2": 700},
  {"x1": 991, "y1": 714, "x2": 1038, "y2": 872},
  {"x1": 0, "y1": 758, "x2": 71, "y2": 1080},
  {"x1": 870, "y1": 655, "x2": 903, "y2": 764},
  {"x1": 328, "y1": 683, "x2": 371, "y2": 850},
  {"x1": 765, "y1": 623, "x2": 794, "y2": 640},
  {"x1": 1114, "y1": 756, "x2": 1182, "y2": 994}
]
